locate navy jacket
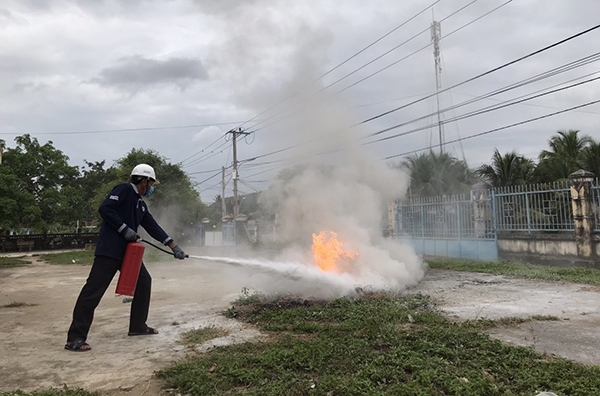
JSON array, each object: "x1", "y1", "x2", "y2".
[{"x1": 95, "y1": 183, "x2": 173, "y2": 260}]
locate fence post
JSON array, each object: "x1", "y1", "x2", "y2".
[
  {"x1": 569, "y1": 170, "x2": 596, "y2": 259},
  {"x1": 420, "y1": 204, "x2": 425, "y2": 238},
  {"x1": 456, "y1": 202, "x2": 461, "y2": 240},
  {"x1": 525, "y1": 192, "x2": 532, "y2": 234},
  {"x1": 395, "y1": 200, "x2": 400, "y2": 238}
]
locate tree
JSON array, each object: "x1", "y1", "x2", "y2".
[
  {"x1": 536, "y1": 130, "x2": 592, "y2": 182},
  {"x1": 93, "y1": 148, "x2": 207, "y2": 236},
  {"x1": 477, "y1": 149, "x2": 536, "y2": 187},
  {"x1": 401, "y1": 151, "x2": 477, "y2": 197},
  {"x1": 0, "y1": 135, "x2": 82, "y2": 233},
  {"x1": 580, "y1": 140, "x2": 600, "y2": 179},
  {"x1": 78, "y1": 160, "x2": 118, "y2": 224}
]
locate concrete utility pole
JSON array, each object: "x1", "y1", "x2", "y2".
[
  {"x1": 431, "y1": 19, "x2": 444, "y2": 153},
  {"x1": 221, "y1": 166, "x2": 226, "y2": 219},
  {"x1": 226, "y1": 127, "x2": 251, "y2": 217}
]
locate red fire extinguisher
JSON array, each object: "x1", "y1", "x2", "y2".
[{"x1": 116, "y1": 242, "x2": 145, "y2": 296}]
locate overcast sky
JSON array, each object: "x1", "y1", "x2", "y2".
[{"x1": 1, "y1": 0, "x2": 599, "y2": 202}]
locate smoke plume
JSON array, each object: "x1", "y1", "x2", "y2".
[{"x1": 197, "y1": 1, "x2": 425, "y2": 298}]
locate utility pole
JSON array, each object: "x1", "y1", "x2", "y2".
[
  {"x1": 431, "y1": 19, "x2": 444, "y2": 153},
  {"x1": 221, "y1": 166, "x2": 226, "y2": 219},
  {"x1": 226, "y1": 127, "x2": 250, "y2": 218}
]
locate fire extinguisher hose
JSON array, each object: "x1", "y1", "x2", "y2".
[{"x1": 139, "y1": 238, "x2": 189, "y2": 258}]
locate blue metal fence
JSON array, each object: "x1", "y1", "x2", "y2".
[
  {"x1": 494, "y1": 182, "x2": 573, "y2": 233},
  {"x1": 397, "y1": 181, "x2": 579, "y2": 260},
  {"x1": 398, "y1": 190, "x2": 497, "y2": 260}
]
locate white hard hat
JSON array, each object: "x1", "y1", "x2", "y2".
[{"x1": 131, "y1": 164, "x2": 158, "y2": 182}]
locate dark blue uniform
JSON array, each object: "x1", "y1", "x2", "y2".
[
  {"x1": 67, "y1": 183, "x2": 173, "y2": 344},
  {"x1": 95, "y1": 183, "x2": 172, "y2": 260}
]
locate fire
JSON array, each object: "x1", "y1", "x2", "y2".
[{"x1": 311, "y1": 231, "x2": 358, "y2": 273}]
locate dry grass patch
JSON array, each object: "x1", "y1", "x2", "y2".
[{"x1": 179, "y1": 326, "x2": 231, "y2": 346}]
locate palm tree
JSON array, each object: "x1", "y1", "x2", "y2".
[
  {"x1": 477, "y1": 149, "x2": 536, "y2": 187},
  {"x1": 536, "y1": 130, "x2": 592, "y2": 181},
  {"x1": 402, "y1": 151, "x2": 477, "y2": 197},
  {"x1": 580, "y1": 140, "x2": 600, "y2": 179}
]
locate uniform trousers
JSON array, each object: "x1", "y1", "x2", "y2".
[{"x1": 67, "y1": 255, "x2": 152, "y2": 343}]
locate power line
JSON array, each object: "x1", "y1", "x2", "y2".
[
  {"x1": 188, "y1": 167, "x2": 227, "y2": 175},
  {"x1": 228, "y1": 23, "x2": 600, "y2": 178},
  {"x1": 226, "y1": 0, "x2": 443, "y2": 133},
  {"x1": 179, "y1": 134, "x2": 227, "y2": 164},
  {"x1": 183, "y1": 140, "x2": 230, "y2": 168},
  {"x1": 239, "y1": 179, "x2": 259, "y2": 193},
  {"x1": 364, "y1": 53, "x2": 600, "y2": 139},
  {"x1": 196, "y1": 169, "x2": 224, "y2": 185},
  {"x1": 238, "y1": 62, "x2": 600, "y2": 168},
  {"x1": 360, "y1": 23, "x2": 600, "y2": 125},
  {"x1": 337, "y1": 0, "x2": 513, "y2": 96},
  {"x1": 365, "y1": 74, "x2": 600, "y2": 145},
  {"x1": 383, "y1": 98, "x2": 600, "y2": 160},
  {"x1": 242, "y1": 0, "x2": 511, "y2": 135},
  {"x1": 322, "y1": 0, "x2": 479, "y2": 94},
  {"x1": 0, "y1": 121, "x2": 248, "y2": 136},
  {"x1": 454, "y1": 91, "x2": 600, "y2": 115}
]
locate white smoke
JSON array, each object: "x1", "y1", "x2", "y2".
[
  {"x1": 255, "y1": 148, "x2": 424, "y2": 297},
  {"x1": 192, "y1": 1, "x2": 425, "y2": 297}
]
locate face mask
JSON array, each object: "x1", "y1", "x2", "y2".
[{"x1": 144, "y1": 185, "x2": 154, "y2": 197}]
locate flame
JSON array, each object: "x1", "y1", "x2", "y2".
[{"x1": 311, "y1": 231, "x2": 358, "y2": 273}]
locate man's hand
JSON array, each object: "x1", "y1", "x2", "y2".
[
  {"x1": 121, "y1": 227, "x2": 139, "y2": 242},
  {"x1": 172, "y1": 245, "x2": 186, "y2": 260}
]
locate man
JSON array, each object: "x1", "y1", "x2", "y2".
[{"x1": 65, "y1": 163, "x2": 186, "y2": 352}]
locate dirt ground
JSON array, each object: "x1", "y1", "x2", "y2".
[{"x1": 1, "y1": 249, "x2": 599, "y2": 394}]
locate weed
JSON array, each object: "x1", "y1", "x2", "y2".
[
  {"x1": 179, "y1": 326, "x2": 230, "y2": 346},
  {"x1": 158, "y1": 294, "x2": 600, "y2": 395},
  {"x1": 428, "y1": 258, "x2": 600, "y2": 286},
  {"x1": 231, "y1": 287, "x2": 263, "y2": 306}
]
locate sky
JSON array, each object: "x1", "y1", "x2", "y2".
[{"x1": 1, "y1": 0, "x2": 599, "y2": 203}]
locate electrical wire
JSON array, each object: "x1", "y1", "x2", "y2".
[
  {"x1": 0, "y1": 121, "x2": 253, "y2": 136},
  {"x1": 226, "y1": 0, "x2": 443, "y2": 132},
  {"x1": 183, "y1": 140, "x2": 230, "y2": 168},
  {"x1": 382, "y1": 98, "x2": 600, "y2": 160},
  {"x1": 364, "y1": 53, "x2": 600, "y2": 139},
  {"x1": 364, "y1": 74, "x2": 600, "y2": 145},
  {"x1": 241, "y1": 0, "x2": 512, "y2": 135},
  {"x1": 360, "y1": 23, "x2": 600, "y2": 125},
  {"x1": 179, "y1": 134, "x2": 227, "y2": 165}
]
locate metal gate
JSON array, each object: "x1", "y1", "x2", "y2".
[
  {"x1": 222, "y1": 222, "x2": 236, "y2": 246},
  {"x1": 397, "y1": 190, "x2": 498, "y2": 261}
]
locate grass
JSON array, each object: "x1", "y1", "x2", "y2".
[
  {"x1": 40, "y1": 251, "x2": 95, "y2": 265},
  {"x1": 469, "y1": 315, "x2": 561, "y2": 330},
  {"x1": 157, "y1": 293, "x2": 600, "y2": 396},
  {"x1": 0, "y1": 256, "x2": 31, "y2": 268},
  {"x1": 38, "y1": 245, "x2": 177, "y2": 265},
  {"x1": 180, "y1": 326, "x2": 231, "y2": 346},
  {"x1": 0, "y1": 388, "x2": 96, "y2": 396},
  {"x1": 428, "y1": 258, "x2": 600, "y2": 286},
  {"x1": 0, "y1": 301, "x2": 38, "y2": 309}
]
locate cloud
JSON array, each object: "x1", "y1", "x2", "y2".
[
  {"x1": 192, "y1": 125, "x2": 221, "y2": 142},
  {"x1": 91, "y1": 55, "x2": 209, "y2": 92},
  {"x1": 189, "y1": 0, "x2": 260, "y2": 15}
]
